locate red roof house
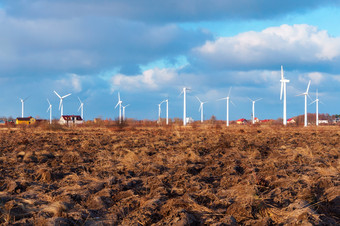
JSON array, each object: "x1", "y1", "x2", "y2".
[
  {"x1": 236, "y1": 118, "x2": 247, "y2": 124},
  {"x1": 59, "y1": 115, "x2": 83, "y2": 125}
]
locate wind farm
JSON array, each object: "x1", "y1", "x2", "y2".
[
  {"x1": 4, "y1": 71, "x2": 331, "y2": 127},
  {"x1": 1, "y1": 1, "x2": 340, "y2": 225}
]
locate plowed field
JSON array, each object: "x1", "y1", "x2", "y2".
[{"x1": 0, "y1": 125, "x2": 339, "y2": 225}]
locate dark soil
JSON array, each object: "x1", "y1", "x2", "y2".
[{"x1": 0, "y1": 125, "x2": 339, "y2": 225}]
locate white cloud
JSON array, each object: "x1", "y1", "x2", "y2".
[
  {"x1": 332, "y1": 75, "x2": 340, "y2": 83},
  {"x1": 55, "y1": 73, "x2": 82, "y2": 93},
  {"x1": 111, "y1": 67, "x2": 179, "y2": 91},
  {"x1": 307, "y1": 72, "x2": 323, "y2": 84},
  {"x1": 192, "y1": 24, "x2": 340, "y2": 70}
]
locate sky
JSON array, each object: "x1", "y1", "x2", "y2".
[{"x1": 1, "y1": 0, "x2": 340, "y2": 121}]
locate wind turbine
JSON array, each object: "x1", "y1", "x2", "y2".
[
  {"x1": 297, "y1": 80, "x2": 311, "y2": 127},
  {"x1": 310, "y1": 89, "x2": 321, "y2": 126},
  {"x1": 158, "y1": 101, "x2": 163, "y2": 123},
  {"x1": 280, "y1": 65, "x2": 290, "y2": 125},
  {"x1": 115, "y1": 92, "x2": 123, "y2": 123},
  {"x1": 78, "y1": 97, "x2": 84, "y2": 120},
  {"x1": 180, "y1": 87, "x2": 191, "y2": 126},
  {"x1": 19, "y1": 96, "x2": 29, "y2": 118},
  {"x1": 47, "y1": 99, "x2": 52, "y2": 124},
  {"x1": 164, "y1": 99, "x2": 169, "y2": 125},
  {"x1": 196, "y1": 96, "x2": 208, "y2": 123},
  {"x1": 248, "y1": 98, "x2": 262, "y2": 124},
  {"x1": 54, "y1": 91, "x2": 71, "y2": 117},
  {"x1": 122, "y1": 104, "x2": 129, "y2": 121},
  {"x1": 218, "y1": 87, "x2": 234, "y2": 127}
]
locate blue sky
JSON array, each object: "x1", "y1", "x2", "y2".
[{"x1": 1, "y1": 0, "x2": 340, "y2": 121}]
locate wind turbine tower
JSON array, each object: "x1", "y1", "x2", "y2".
[
  {"x1": 218, "y1": 87, "x2": 234, "y2": 127},
  {"x1": 47, "y1": 99, "x2": 52, "y2": 124},
  {"x1": 165, "y1": 99, "x2": 169, "y2": 125},
  {"x1": 78, "y1": 97, "x2": 84, "y2": 120},
  {"x1": 115, "y1": 92, "x2": 123, "y2": 123},
  {"x1": 158, "y1": 101, "x2": 163, "y2": 123},
  {"x1": 297, "y1": 80, "x2": 311, "y2": 127},
  {"x1": 310, "y1": 90, "x2": 320, "y2": 126},
  {"x1": 122, "y1": 104, "x2": 129, "y2": 121},
  {"x1": 54, "y1": 91, "x2": 72, "y2": 117},
  {"x1": 196, "y1": 96, "x2": 207, "y2": 123},
  {"x1": 180, "y1": 87, "x2": 190, "y2": 126},
  {"x1": 19, "y1": 97, "x2": 29, "y2": 118},
  {"x1": 248, "y1": 98, "x2": 262, "y2": 124},
  {"x1": 280, "y1": 66, "x2": 290, "y2": 125}
]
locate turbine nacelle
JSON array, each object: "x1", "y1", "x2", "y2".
[
  {"x1": 195, "y1": 96, "x2": 207, "y2": 112},
  {"x1": 248, "y1": 98, "x2": 262, "y2": 103},
  {"x1": 115, "y1": 92, "x2": 123, "y2": 108},
  {"x1": 54, "y1": 91, "x2": 71, "y2": 111},
  {"x1": 297, "y1": 80, "x2": 312, "y2": 99},
  {"x1": 46, "y1": 99, "x2": 52, "y2": 112}
]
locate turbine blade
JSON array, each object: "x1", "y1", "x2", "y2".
[
  {"x1": 255, "y1": 98, "x2": 263, "y2": 102},
  {"x1": 24, "y1": 96, "x2": 30, "y2": 101},
  {"x1": 118, "y1": 92, "x2": 120, "y2": 102},
  {"x1": 230, "y1": 100, "x2": 236, "y2": 107},
  {"x1": 281, "y1": 65, "x2": 284, "y2": 80},
  {"x1": 217, "y1": 97, "x2": 228, "y2": 101},
  {"x1": 62, "y1": 93, "x2": 71, "y2": 98},
  {"x1": 47, "y1": 98, "x2": 51, "y2": 105},
  {"x1": 47, "y1": 106, "x2": 51, "y2": 112},
  {"x1": 307, "y1": 94, "x2": 313, "y2": 102},
  {"x1": 228, "y1": 87, "x2": 232, "y2": 97},
  {"x1": 309, "y1": 100, "x2": 316, "y2": 105},
  {"x1": 195, "y1": 96, "x2": 202, "y2": 103},
  {"x1": 115, "y1": 102, "x2": 120, "y2": 109},
  {"x1": 248, "y1": 97, "x2": 253, "y2": 102},
  {"x1": 280, "y1": 82, "x2": 283, "y2": 100},
  {"x1": 54, "y1": 91, "x2": 61, "y2": 98},
  {"x1": 78, "y1": 97, "x2": 82, "y2": 103},
  {"x1": 296, "y1": 93, "x2": 305, "y2": 96},
  {"x1": 78, "y1": 105, "x2": 81, "y2": 112},
  {"x1": 306, "y1": 80, "x2": 311, "y2": 93},
  {"x1": 59, "y1": 99, "x2": 62, "y2": 110}
]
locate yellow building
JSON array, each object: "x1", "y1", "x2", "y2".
[{"x1": 16, "y1": 117, "x2": 36, "y2": 125}]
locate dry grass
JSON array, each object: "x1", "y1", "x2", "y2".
[{"x1": 0, "y1": 125, "x2": 339, "y2": 224}]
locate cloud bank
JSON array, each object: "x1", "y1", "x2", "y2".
[
  {"x1": 192, "y1": 24, "x2": 340, "y2": 72},
  {"x1": 3, "y1": 0, "x2": 338, "y2": 22}
]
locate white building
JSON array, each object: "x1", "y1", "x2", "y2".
[
  {"x1": 319, "y1": 120, "x2": 329, "y2": 124},
  {"x1": 59, "y1": 115, "x2": 83, "y2": 125},
  {"x1": 186, "y1": 117, "x2": 194, "y2": 124}
]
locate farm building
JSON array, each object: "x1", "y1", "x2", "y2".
[
  {"x1": 186, "y1": 117, "x2": 194, "y2": 124},
  {"x1": 318, "y1": 120, "x2": 328, "y2": 124},
  {"x1": 287, "y1": 118, "x2": 296, "y2": 124},
  {"x1": 16, "y1": 117, "x2": 36, "y2": 125},
  {"x1": 260, "y1": 119, "x2": 273, "y2": 123},
  {"x1": 59, "y1": 115, "x2": 83, "y2": 125},
  {"x1": 236, "y1": 118, "x2": 247, "y2": 124}
]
